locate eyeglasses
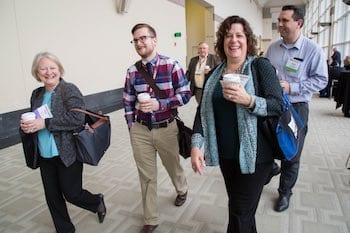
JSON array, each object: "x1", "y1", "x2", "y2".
[{"x1": 130, "y1": 35, "x2": 154, "y2": 44}]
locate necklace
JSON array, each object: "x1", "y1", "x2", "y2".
[
  {"x1": 233, "y1": 65, "x2": 243, "y2": 74},
  {"x1": 224, "y1": 63, "x2": 243, "y2": 75}
]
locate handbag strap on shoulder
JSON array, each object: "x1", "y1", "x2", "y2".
[
  {"x1": 135, "y1": 60, "x2": 167, "y2": 99},
  {"x1": 135, "y1": 60, "x2": 178, "y2": 118},
  {"x1": 69, "y1": 108, "x2": 109, "y2": 122},
  {"x1": 60, "y1": 84, "x2": 109, "y2": 122}
]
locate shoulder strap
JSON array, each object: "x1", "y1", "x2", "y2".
[
  {"x1": 70, "y1": 108, "x2": 109, "y2": 121},
  {"x1": 135, "y1": 60, "x2": 167, "y2": 98},
  {"x1": 60, "y1": 85, "x2": 108, "y2": 122},
  {"x1": 251, "y1": 57, "x2": 276, "y2": 96},
  {"x1": 60, "y1": 85, "x2": 68, "y2": 108},
  {"x1": 251, "y1": 57, "x2": 261, "y2": 95}
]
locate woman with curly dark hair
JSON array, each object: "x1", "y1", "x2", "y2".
[{"x1": 191, "y1": 16, "x2": 283, "y2": 233}]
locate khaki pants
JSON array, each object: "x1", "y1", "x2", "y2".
[{"x1": 129, "y1": 120, "x2": 188, "y2": 225}]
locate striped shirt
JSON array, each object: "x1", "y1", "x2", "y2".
[{"x1": 123, "y1": 54, "x2": 191, "y2": 128}]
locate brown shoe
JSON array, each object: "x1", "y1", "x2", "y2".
[
  {"x1": 140, "y1": 224, "x2": 158, "y2": 233},
  {"x1": 174, "y1": 191, "x2": 187, "y2": 206}
]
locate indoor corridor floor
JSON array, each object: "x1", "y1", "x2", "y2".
[{"x1": 1, "y1": 96, "x2": 349, "y2": 233}]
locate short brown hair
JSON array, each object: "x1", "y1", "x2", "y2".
[
  {"x1": 282, "y1": 5, "x2": 304, "y2": 27},
  {"x1": 131, "y1": 23, "x2": 157, "y2": 37},
  {"x1": 215, "y1": 16, "x2": 257, "y2": 61},
  {"x1": 31, "y1": 52, "x2": 65, "y2": 82}
]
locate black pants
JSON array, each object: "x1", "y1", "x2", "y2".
[
  {"x1": 278, "y1": 102, "x2": 309, "y2": 197},
  {"x1": 40, "y1": 157, "x2": 100, "y2": 233},
  {"x1": 219, "y1": 158, "x2": 271, "y2": 233}
]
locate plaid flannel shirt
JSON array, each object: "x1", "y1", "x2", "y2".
[{"x1": 123, "y1": 54, "x2": 191, "y2": 128}]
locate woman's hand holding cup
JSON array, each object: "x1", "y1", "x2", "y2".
[
  {"x1": 20, "y1": 112, "x2": 46, "y2": 134},
  {"x1": 221, "y1": 74, "x2": 250, "y2": 105},
  {"x1": 20, "y1": 112, "x2": 36, "y2": 133},
  {"x1": 221, "y1": 74, "x2": 241, "y2": 100}
]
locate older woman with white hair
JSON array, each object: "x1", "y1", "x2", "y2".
[{"x1": 20, "y1": 52, "x2": 106, "y2": 233}]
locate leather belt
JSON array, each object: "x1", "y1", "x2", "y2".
[
  {"x1": 136, "y1": 118, "x2": 174, "y2": 129},
  {"x1": 292, "y1": 102, "x2": 307, "y2": 106}
]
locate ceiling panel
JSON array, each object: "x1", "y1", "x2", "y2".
[{"x1": 257, "y1": 0, "x2": 307, "y2": 8}]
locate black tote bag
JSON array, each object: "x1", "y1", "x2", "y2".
[
  {"x1": 71, "y1": 109, "x2": 111, "y2": 166},
  {"x1": 175, "y1": 116, "x2": 193, "y2": 159}
]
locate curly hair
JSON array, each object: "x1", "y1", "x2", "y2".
[{"x1": 215, "y1": 16, "x2": 257, "y2": 61}]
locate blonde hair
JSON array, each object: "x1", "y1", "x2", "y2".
[{"x1": 31, "y1": 52, "x2": 65, "y2": 82}]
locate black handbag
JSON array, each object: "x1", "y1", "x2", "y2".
[
  {"x1": 70, "y1": 108, "x2": 111, "y2": 166},
  {"x1": 135, "y1": 61, "x2": 192, "y2": 159},
  {"x1": 175, "y1": 116, "x2": 193, "y2": 159},
  {"x1": 19, "y1": 129, "x2": 40, "y2": 169}
]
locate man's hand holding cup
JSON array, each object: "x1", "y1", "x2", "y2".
[
  {"x1": 138, "y1": 93, "x2": 159, "y2": 113},
  {"x1": 204, "y1": 65, "x2": 211, "y2": 74}
]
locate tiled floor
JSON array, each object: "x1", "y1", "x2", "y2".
[{"x1": 0, "y1": 97, "x2": 349, "y2": 233}]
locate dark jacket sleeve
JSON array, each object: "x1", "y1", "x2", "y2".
[
  {"x1": 206, "y1": 54, "x2": 221, "y2": 69},
  {"x1": 186, "y1": 56, "x2": 199, "y2": 95},
  {"x1": 252, "y1": 57, "x2": 283, "y2": 116}
]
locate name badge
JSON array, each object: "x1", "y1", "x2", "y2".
[
  {"x1": 195, "y1": 69, "x2": 202, "y2": 75},
  {"x1": 285, "y1": 57, "x2": 301, "y2": 73}
]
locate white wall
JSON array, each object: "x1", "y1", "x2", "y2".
[
  {"x1": 0, "y1": 0, "x2": 265, "y2": 114},
  {"x1": 207, "y1": 0, "x2": 263, "y2": 37},
  {"x1": 304, "y1": 0, "x2": 350, "y2": 60},
  {"x1": 0, "y1": 0, "x2": 187, "y2": 113}
]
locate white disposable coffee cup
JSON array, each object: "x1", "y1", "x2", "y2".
[
  {"x1": 21, "y1": 112, "x2": 36, "y2": 122},
  {"x1": 222, "y1": 73, "x2": 240, "y2": 84},
  {"x1": 137, "y1": 93, "x2": 151, "y2": 102},
  {"x1": 205, "y1": 65, "x2": 210, "y2": 70}
]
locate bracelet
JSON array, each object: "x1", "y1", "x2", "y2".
[{"x1": 247, "y1": 95, "x2": 255, "y2": 109}]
